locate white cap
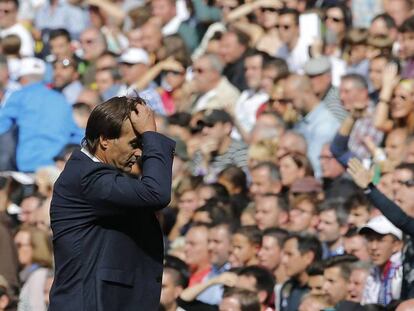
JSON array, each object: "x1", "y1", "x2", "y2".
[
  {"x1": 359, "y1": 215, "x2": 403, "y2": 240},
  {"x1": 119, "y1": 48, "x2": 149, "y2": 65},
  {"x1": 18, "y1": 57, "x2": 46, "y2": 78}
]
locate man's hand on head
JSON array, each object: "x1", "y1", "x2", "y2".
[{"x1": 130, "y1": 103, "x2": 156, "y2": 135}]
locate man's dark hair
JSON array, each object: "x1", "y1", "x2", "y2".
[
  {"x1": 195, "y1": 199, "x2": 233, "y2": 224},
  {"x1": 226, "y1": 28, "x2": 250, "y2": 48},
  {"x1": 307, "y1": 261, "x2": 325, "y2": 276},
  {"x1": 372, "y1": 13, "x2": 396, "y2": 30},
  {"x1": 234, "y1": 226, "x2": 262, "y2": 246},
  {"x1": 399, "y1": 15, "x2": 414, "y2": 33},
  {"x1": 344, "y1": 226, "x2": 362, "y2": 238},
  {"x1": 83, "y1": 96, "x2": 145, "y2": 153},
  {"x1": 287, "y1": 233, "x2": 323, "y2": 262},
  {"x1": 244, "y1": 48, "x2": 271, "y2": 64},
  {"x1": 279, "y1": 8, "x2": 300, "y2": 25},
  {"x1": 263, "y1": 57, "x2": 290, "y2": 81},
  {"x1": 262, "y1": 227, "x2": 289, "y2": 248},
  {"x1": 396, "y1": 162, "x2": 414, "y2": 177},
  {"x1": 318, "y1": 199, "x2": 349, "y2": 226},
  {"x1": 49, "y1": 28, "x2": 71, "y2": 42},
  {"x1": 167, "y1": 112, "x2": 191, "y2": 127},
  {"x1": 323, "y1": 254, "x2": 358, "y2": 281},
  {"x1": 237, "y1": 265, "x2": 275, "y2": 306},
  {"x1": 164, "y1": 255, "x2": 189, "y2": 288},
  {"x1": 344, "y1": 191, "x2": 373, "y2": 213},
  {"x1": 218, "y1": 165, "x2": 248, "y2": 194}
]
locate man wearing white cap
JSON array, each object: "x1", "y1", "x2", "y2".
[
  {"x1": 359, "y1": 215, "x2": 403, "y2": 305},
  {"x1": 117, "y1": 48, "x2": 165, "y2": 115},
  {"x1": 0, "y1": 57, "x2": 83, "y2": 172}
]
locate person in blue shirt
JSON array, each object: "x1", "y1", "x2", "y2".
[{"x1": 0, "y1": 57, "x2": 83, "y2": 172}]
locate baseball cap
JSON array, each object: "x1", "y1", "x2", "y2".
[
  {"x1": 17, "y1": 57, "x2": 46, "y2": 78},
  {"x1": 304, "y1": 56, "x2": 331, "y2": 76},
  {"x1": 119, "y1": 48, "x2": 149, "y2": 65},
  {"x1": 359, "y1": 215, "x2": 403, "y2": 240}
]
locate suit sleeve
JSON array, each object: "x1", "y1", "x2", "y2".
[
  {"x1": 80, "y1": 132, "x2": 175, "y2": 214},
  {"x1": 366, "y1": 184, "x2": 414, "y2": 237}
]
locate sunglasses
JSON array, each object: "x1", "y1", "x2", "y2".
[
  {"x1": 261, "y1": 7, "x2": 279, "y2": 13},
  {"x1": 324, "y1": 16, "x2": 344, "y2": 23}
]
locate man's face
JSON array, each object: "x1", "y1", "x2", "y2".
[
  {"x1": 80, "y1": 30, "x2": 105, "y2": 61},
  {"x1": 177, "y1": 190, "x2": 199, "y2": 215},
  {"x1": 347, "y1": 269, "x2": 369, "y2": 303},
  {"x1": 386, "y1": 0, "x2": 410, "y2": 26},
  {"x1": 229, "y1": 233, "x2": 257, "y2": 267},
  {"x1": 261, "y1": 67, "x2": 279, "y2": 94},
  {"x1": 366, "y1": 232, "x2": 401, "y2": 267},
  {"x1": 283, "y1": 79, "x2": 303, "y2": 113},
  {"x1": 320, "y1": 144, "x2": 344, "y2": 179},
  {"x1": 339, "y1": 80, "x2": 367, "y2": 111},
  {"x1": 369, "y1": 57, "x2": 387, "y2": 91},
  {"x1": 277, "y1": 14, "x2": 298, "y2": 44},
  {"x1": 369, "y1": 18, "x2": 391, "y2": 38},
  {"x1": 249, "y1": 167, "x2": 280, "y2": 199},
  {"x1": 141, "y1": 23, "x2": 163, "y2": 53},
  {"x1": 393, "y1": 168, "x2": 414, "y2": 216},
  {"x1": 0, "y1": 1, "x2": 17, "y2": 28},
  {"x1": 399, "y1": 31, "x2": 414, "y2": 59},
  {"x1": 184, "y1": 226, "x2": 210, "y2": 268},
  {"x1": 348, "y1": 206, "x2": 370, "y2": 228},
  {"x1": 53, "y1": 62, "x2": 78, "y2": 89},
  {"x1": 405, "y1": 139, "x2": 414, "y2": 163},
  {"x1": 244, "y1": 55, "x2": 263, "y2": 90},
  {"x1": 120, "y1": 63, "x2": 147, "y2": 86},
  {"x1": 317, "y1": 210, "x2": 343, "y2": 243},
  {"x1": 95, "y1": 70, "x2": 114, "y2": 94},
  {"x1": 344, "y1": 235, "x2": 370, "y2": 261},
  {"x1": 308, "y1": 275, "x2": 325, "y2": 296},
  {"x1": 103, "y1": 119, "x2": 142, "y2": 173},
  {"x1": 20, "y1": 197, "x2": 41, "y2": 224},
  {"x1": 151, "y1": 0, "x2": 175, "y2": 25},
  {"x1": 193, "y1": 57, "x2": 220, "y2": 93},
  {"x1": 281, "y1": 238, "x2": 311, "y2": 277},
  {"x1": 258, "y1": 236, "x2": 282, "y2": 271},
  {"x1": 323, "y1": 266, "x2": 348, "y2": 305},
  {"x1": 219, "y1": 296, "x2": 241, "y2": 311},
  {"x1": 160, "y1": 271, "x2": 181, "y2": 308},
  {"x1": 219, "y1": 32, "x2": 246, "y2": 64},
  {"x1": 309, "y1": 73, "x2": 330, "y2": 98},
  {"x1": 254, "y1": 196, "x2": 282, "y2": 230},
  {"x1": 208, "y1": 226, "x2": 232, "y2": 267},
  {"x1": 289, "y1": 199, "x2": 316, "y2": 232},
  {"x1": 50, "y1": 36, "x2": 72, "y2": 60}
]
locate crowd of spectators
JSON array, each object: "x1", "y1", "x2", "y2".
[{"x1": 2, "y1": 0, "x2": 414, "y2": 310}]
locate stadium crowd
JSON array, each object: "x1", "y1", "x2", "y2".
[{"x1": 2, "y1": 0, "x2": 414, "y2": 310}]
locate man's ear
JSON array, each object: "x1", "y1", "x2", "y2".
[{"x1": 99, "y1": 136, "x2": 109, "y2": 150}]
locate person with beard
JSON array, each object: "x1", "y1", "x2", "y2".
[{"x1": 51, "y1": 57, "x2": 83, "y2": 105}]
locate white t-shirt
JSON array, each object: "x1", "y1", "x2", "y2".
[{"x1": 1, "y1": 23, "x2": 35, "y2": 56}]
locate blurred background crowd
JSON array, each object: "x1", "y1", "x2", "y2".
[{"x1": 1, "y1": 0, "x2": 414, "y2": 310}]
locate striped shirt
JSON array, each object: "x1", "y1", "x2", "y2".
[
  {"x1": 321, "y1": 85, "x2": 348, "y2": 123},
  {"x1": 191, "y1": 139, "x2": 248, "y2": 183}
]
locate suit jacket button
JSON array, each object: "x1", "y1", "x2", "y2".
[{"x1": 156, "y1": 276, "x2": 162, "y2": 283}]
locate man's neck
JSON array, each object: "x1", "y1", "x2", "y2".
[
  {"x1": 217, "y1": 136, "x2": 232, "y2": 155},
  {"x1": 165, "y1": 301, "x2": 178, "y2": 311},
  {"x1": 327, "y1": 237, "x2": 343, "y2": 253},
  {"x1": 274, "y1": 265, "x2": 289, "y2": 284},
  {"x1": 287, "y1": 36, "x2": 299, "y2": 51},
  {"x1": 297, "y1": 271, "x2": 309, "y2": 287}
]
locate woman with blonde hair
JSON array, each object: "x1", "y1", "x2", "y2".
[
  {"x1": 247, "y1": 138, "x2": 278, "y2": 171},
  {"x1": 375, "y1": 64, "x2": 414, "y2": 134},
  {"x1": 14, "y1": 225, "x2": 52, "y2": 311}
]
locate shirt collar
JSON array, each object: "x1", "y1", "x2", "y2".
[{"x1": 81, "y1": 147, "x2": 102, "y2": 163}]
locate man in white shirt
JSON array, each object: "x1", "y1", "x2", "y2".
[{"x1": 0, "y1": 0, "x2": 34, "y2": 57}]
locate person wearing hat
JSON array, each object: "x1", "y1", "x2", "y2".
[
  {"x1": 304, "y1": 56, "x2": 347, "y2": 122},
  {"x1": 0, "y1": 57, "x2": 83, "y2": 172},
  {"x1": 359, "y1": 215, "x2": 403, "y2": 305},
  {"x1": 117, "y1": 48, "x2": 166, "y2": 115},
  {"x1": 191, "y1": 109, "x2": 248, "y2": 183}
]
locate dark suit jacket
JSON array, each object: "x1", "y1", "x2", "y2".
[{"x1": 49, "y1": 132, "x2": 175, "y2": 311}]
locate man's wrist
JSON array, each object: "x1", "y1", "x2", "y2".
[{"x1": 363, "y1": 182, "x2": 373, "y2": 193}]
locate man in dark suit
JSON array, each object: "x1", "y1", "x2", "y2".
[{"x1": 49, "y1": 96, "x2": 175, "y2": 311}]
